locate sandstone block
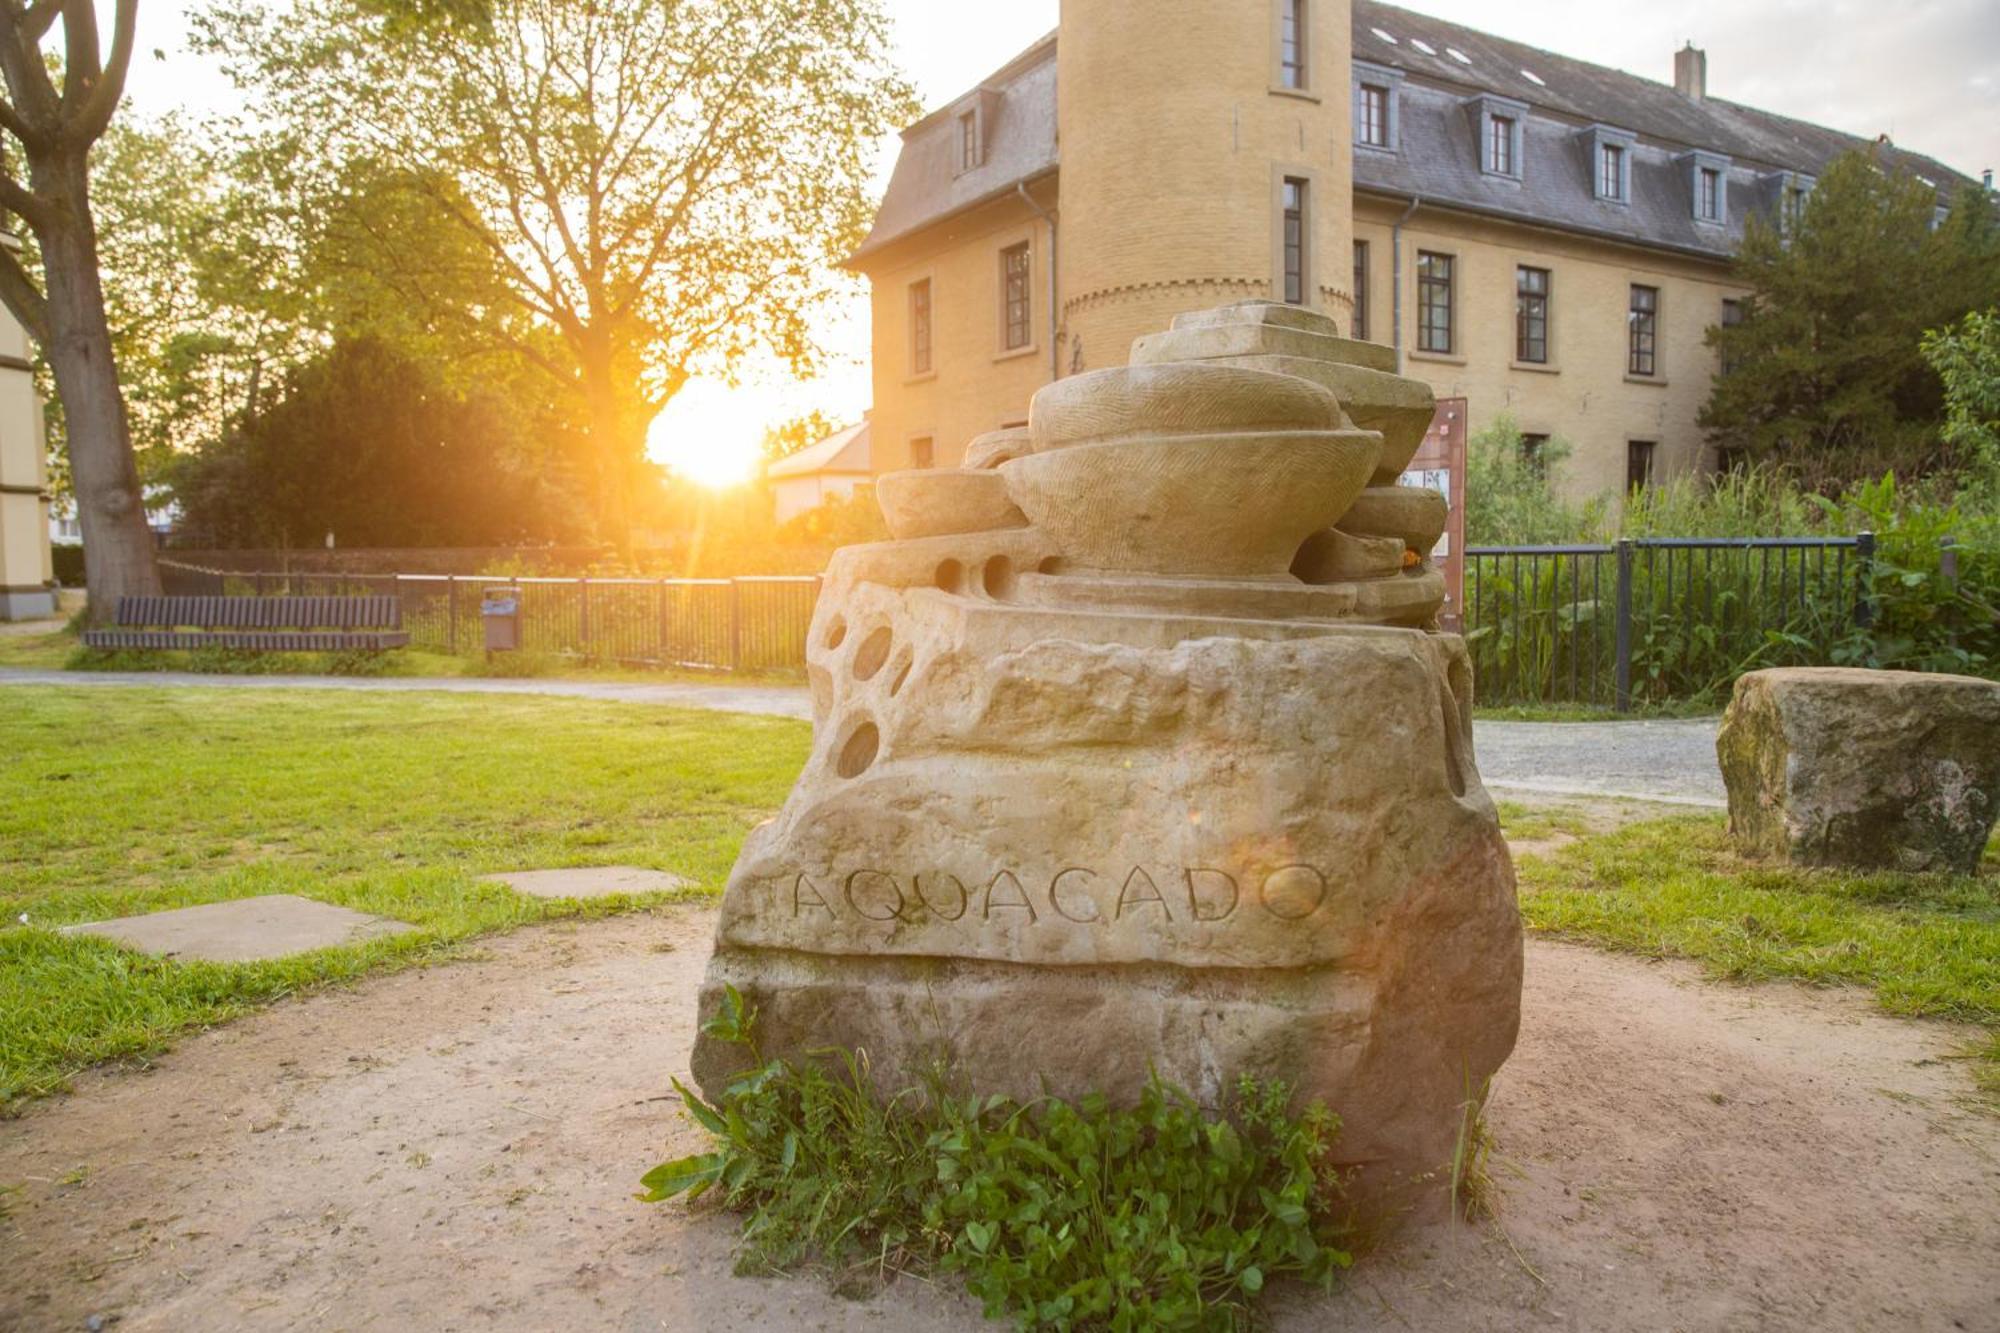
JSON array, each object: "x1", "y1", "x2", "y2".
[
  {"x1": 1028, "y1": 362, "x2": 1345, "y2": 452},
  {"x1": 1717, "y1": 667, "x2": 2000, "y2": 873},
  {"x1": 876, "y1": 469, "x2": 1027, "y2": 540},
  {"x1": 1338, "y1": 486, "x2": 1450, "y2": 557}
]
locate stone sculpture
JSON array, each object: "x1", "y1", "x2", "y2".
[
  {"x1": 692, "y1": 302, "x2": 1523, "y2": 1217},
  {"x1": 1718, "y1": 667, "x2": 2000, "y2": 874}
]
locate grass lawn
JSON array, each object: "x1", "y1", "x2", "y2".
[
  {"x1": 0, "y1": 686, "x2": 810, "y2": 1107},
  {"x1": 1515, "y1": 816, "x2": 2000, "y2": 1099}
]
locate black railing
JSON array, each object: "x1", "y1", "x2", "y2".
[{"x1": 1462, "y1": 534, "x2": 1872, "y2": 709}]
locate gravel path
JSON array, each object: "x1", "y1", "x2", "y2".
[{"x1": 0, "y1": 667, "x2": 1725, "y2": 805}]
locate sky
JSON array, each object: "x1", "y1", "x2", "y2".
[{"x1": 120, "y1": 0, "x2": 1998, "y2": 487}]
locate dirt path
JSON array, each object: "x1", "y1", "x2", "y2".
[{"x1": 2, "y1": 908, "x2": 1994, "y2": 1333}]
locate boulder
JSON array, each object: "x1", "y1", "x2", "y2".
[{"x1": 1717, "y1": 667, "x2": 2000, "y2": 873}]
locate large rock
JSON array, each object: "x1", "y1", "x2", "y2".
[
  {"x1": 1717, "y1": 667, "x2": 2000, "y2": 873},
  {"x1": 690, "y1": 302, "x2": 1522, "y2": 1222}
]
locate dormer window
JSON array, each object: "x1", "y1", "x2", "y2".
[
  {"x1": 958, "y1": 110, "x2": 982, "y2": 174},
  {"x1": 1352, "y1": 62, "x2": 1404, "y2": 152},
  {"x1": 1685, "y1": 150, "x2": 1731, "y2": 225},
  {"x1": 1783, "y1": 175, "x2": 1814, "y2": 231},
  {"x1": 1471, "y1": 95, "x2": 1529, "y2": 180},
  {"x1": 1585, "y1": 124, "x2": 1636, "y2": 204}
]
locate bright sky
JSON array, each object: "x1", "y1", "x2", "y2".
[{"x1": 123, "y1": 0, "x2": 1997, "y2": 489}]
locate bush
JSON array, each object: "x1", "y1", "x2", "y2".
[
  {"x1": 642, "y1": 986, "x2": 1354, "y2": 1331},
  {"x1": 1463, "y1": 416, "x2": 1604, "y2": 546}
]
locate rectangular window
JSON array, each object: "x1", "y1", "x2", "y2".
[
  {"x1": 1001, "y1": 243, "x2": 1032, "y2": 351},
  {"x1": 1515, "y1": 266, "x2": 1550, "y2": 364},
  {"x1": 1489, "y1": 115, "x2": 1516, "y2": 176},
  {"x1": 1282, "y1": 177, "x2": 1308, "y2": 306},
  {"x1": 959, "y1": 112, "x2": 979, "y2": 172},
  {"x1": 1352, "y1": 240, "x2": 1370, "y2": 342},
  {"x1": 1521, "y1": 433, "x2": 1551, "y2": 476},
  {"x1": 1360, "y1": 85, "x2": 1389, "y2": 147},
  {"x1": 1719, "y1": 297, "x2": 1744, "y2": 375},
  {"x1": 1784, "y1": 183, "x2": 1809, "y2": 230},
  {"x1": 1698, "y1": 167, "x2": 1722, "y2": 221},
  {"x1": 910, "y1": 437, "x2": 935, "y2": 470},
  {"x1": 909, "y1": 279, "x2": 932, "y2": 375},
  {"x1": 1627, "y1": 440, "x2": 1657, "y2": 492},
  {"x1": 1280, "y1": 0, "x2": 1306, "y2": 89},
  {"x1": 1417, "y1": 251, "x2": 1454, "y2": 354},
  {"x1": 1598, "y1": 142, "x2": 1624, "y2": 200},
  {"x1": 1628, "y1": 284, "x2": 1658, "y2": 377}
]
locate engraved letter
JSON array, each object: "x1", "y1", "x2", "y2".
[
  {"x1": 914, "y1": 872, "x2": 969, "y2": 922},
  {"x1": 792, "y1": 873, "x2": 836, "y2": 918},
  {"x1": 983, "y1": 870, "x2": 1037, "y2": 921},
  {"x1": 844, "y1": 869, "x2": 911, "y2": 922},
  {"x1": 1115, "y1": 866, "x2": 1174, "y2": 921},
  {"x1": 1184, "y1": 868, "x2": 1240, "y2": 922},
  {"x1": 1048, "y1": 868, "x2": 1103, "y2": 923},
  {"x1": 1258, "y1": 864, "x2": 1329, "y2": 921}
]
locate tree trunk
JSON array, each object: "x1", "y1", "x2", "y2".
[
  {"x1": 33, "y1": 152, "x2": 159, "y2": 620},
  {"x1": 579, "y1": 340, "x2": 635, "y2": 563}
]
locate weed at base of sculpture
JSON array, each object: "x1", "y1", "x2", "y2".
[{"x1": 691, "y1": 302, "x2": 1524, "y2": 1222}]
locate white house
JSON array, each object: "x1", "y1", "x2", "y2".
[{"x1": 767, "y1": 417, "x2": 873, "y2": 525}]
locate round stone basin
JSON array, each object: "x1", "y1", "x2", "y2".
[
  {"x1": 876, "y1": 467, "x2": 1027, "y2": 540},
  {"x1": 1001, "y1": 430, "x2": 1380, "y2": 577},
  {"x1": 1029, "y1": 362, "x2": 1343, "y2": 452}
]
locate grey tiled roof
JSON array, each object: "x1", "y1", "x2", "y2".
[{"x1": 853, "y1": 3, "x2": 1974, "y2": 267}]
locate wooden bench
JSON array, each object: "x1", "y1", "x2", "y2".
[{"x1": 80, "y1": 595, "x2": 411, "y2": 652}]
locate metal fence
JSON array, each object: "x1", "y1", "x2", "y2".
[
  {"x1": 1462, "y1": 534, "x2": 1872, "y2": 709},
  {"x1": 159, "y1": 562, "x2": 821, "y2": 671},
  {"x1": 163, "y1": 535, "x2": 1890, "y2": 706}
]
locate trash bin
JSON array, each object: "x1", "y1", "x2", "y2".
[{"x1": 481, "y1": 586, "x2": 523, "y2": 652}]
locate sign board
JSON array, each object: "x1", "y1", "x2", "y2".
[{"x1": 1400, "y1": 397, "x2": 1467, "y2": 631}]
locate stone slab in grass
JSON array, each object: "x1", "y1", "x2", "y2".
[
  {"x1": 481, "y1": 867, "x2": 692, "y2": 900},
  {"x1": 63, "y1": 895, "x2": 416, "y2": 963}
]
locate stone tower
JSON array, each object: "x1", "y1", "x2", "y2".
[{"x1": 1057, "y1": 0, "x2": 1356, "y2": 372}]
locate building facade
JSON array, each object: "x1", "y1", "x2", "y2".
[
  {"x1": 0, "y1": 235, "x2": 54, "y2": 619},
  {"x1": 842, "y1": 0, "x2": 1969, "y2": 500}
]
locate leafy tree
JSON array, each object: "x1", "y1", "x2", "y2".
[
  {"x1": 171, "y1": 336, "x2": 586, "y2": 548},
  {"x1": 1702, "y1": 150, "x2": 2000, "y2": 490},
  {"x1": 761, "y1": 409, "x2": 839, "y2": 465},
  {"x1": 198, "y1": 0, "x2": 919, "y2": 552},
  {"x1": 0, "y1": 0, "x2": 159, "y2": 616},
  {"x1": 1463, "y1": 415, "x2": 1603, "y2": 545},
  {"x1": 1922, "y1": 308, "x2": 2000, "y2": 502}
]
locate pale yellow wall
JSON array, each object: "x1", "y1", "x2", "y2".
[
  {"x1": 0, "y1": 296, "x2": 51, "y2": 593},
  {"x1": 1352, "y1": 197, "x2": 1744, "y2": 501},
  {"x1": 1058, "y1": 0, "x2": 1355, "y2": 370},
  {"x1": 862, "y1": 190, "x2": 1057, "y2": 471}
]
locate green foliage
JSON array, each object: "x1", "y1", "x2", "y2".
[
  {"x1": 0, "y1": 687, "x2": 809, "y2": 1104},
  {"x1": 1463, "y1": 415, "x2": 1605, "y2": 546},
  {"x1": 1824, "y1": 474, "x2": 2000, "y2": 675},
  {"x1": 1702, "y1": 150, "x2": 2000, "y2": 489},
  {"x1": 646, "y1": 988, "x2": 1353, "y2": 1330},
  {"x1": 170, "y1": 336, "x2": 586, "y2": 547},
  {"x1": 1923, "y1": 308, "x2": 2000, "y2": 502},
  {"x1": 761, "y1": 410, "x2": 842, "y2": 465}
]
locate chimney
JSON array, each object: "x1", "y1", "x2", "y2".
[{"x1": 1675, "y1": 42, "x2": 1707, "y2": 102}]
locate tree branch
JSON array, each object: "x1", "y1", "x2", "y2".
[
  {"x1": 0, "y1": 236, "x2": 49, "y2": 343},
  {"x1": 76, "y1": 0, "x2": 137, "y2": 140},
  {"x1": 0, "y1": 159, "x2": 52, "y2": 227}
]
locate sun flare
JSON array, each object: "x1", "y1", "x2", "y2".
[{"x1": 646, "y1": 380, "x2": 771, "y2": 490}]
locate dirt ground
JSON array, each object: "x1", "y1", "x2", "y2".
[{"x1": 3, "y1": 904, "x2": 1996, "y2": 1332}]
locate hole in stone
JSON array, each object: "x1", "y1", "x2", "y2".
[
  {"x1": 836, "y1": 720, "x2": 880, "y2": 779},
  {"x1": 1290, "y1": 530, "x2": 1339, "y2": 584},
  {"x1": 983, "y1": 555, "x2": 1017, "y2": 600},
  {"x1": 852, "y1": 626, "x2": 894, "y2": 682},
  {"x1": 1037, "y1": 556, "x2": 1068, "y2": 576},
  {"x1": 934, "y1": 560, "x2": 964, "y2": 593},
  {"x1": 823, "y1": 617, "x2": 848, "y2": 650},
  {"x1": 888, "y1": 649, "x2": 914, "y2": 697}
]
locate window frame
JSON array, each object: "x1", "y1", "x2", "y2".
[
  {"x1": 909, "y1": 436, "x2": 936, "y2": 471},
  {"x1": 908, "y1": 277, "x2": 933, "y2": 377},
  {"x1": 1521, "y1": 432, "x2": 1551, "y2": 477},
  {"x1": 1352, "y1": 239, "x2": 1370, "y2": 342},
  {"x1": 1352, "y1": 62, "x2": 1404, "y2": 152},
  {"x1": 1417, "y1": 250, "x2": 1455, "y2": 355},
  {"x1": 1627, "y1": 284, "x2": 1659, "y2": 378},
  {"x1": 957, "y1": 110, "x2": 981, "y2": 175},
  {"x1": 1278, "y1": 0, "x2": 1307, "y2": 91},
  {"x1": 1515, "y1": 265, "x2": 1551, "y2": 365},
  {"x1": 1000, "y1": 242, "x2": 1033, "y2": 352},
  {"x1": 1585, "y1": 124, "x2": 1636, "y2": 204},
  {"x1": 1626, "y1": 439, "x2": 1657, "y2": 493},
  {"x1": 1281, "y1": 176, "x2": 1309, "y2": 306},
  {"x1": 1472, "y1": 95, "x2": 1529, "y2": 181},
  {"x1": 1685, "y1": 149, "x2": 1731, "y2": 225}
]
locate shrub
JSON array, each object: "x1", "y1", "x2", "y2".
[{"x1": 642, "y1": 986, "x2": 1354, "y2": 1331}]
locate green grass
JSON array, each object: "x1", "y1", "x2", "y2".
[
  {"x1": 0, "y1": 686, "x2": 810, "y2": 1106},
  {"x1": 1471, "y1": 701, "x2": 1721, "y2": 723},
  {"x1": 1515, "y1": 816, "x2": 2000, "y2": 1098}
]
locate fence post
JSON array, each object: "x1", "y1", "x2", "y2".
[
  {"x1": 254, "y1": 571, "x2": 267, "y2": 598},
  {"x1": 730, "y1": 579, "x2": 743, "y2": 671},
  {"x1": 1854, "y1": 530, "x2": 1877, "y2": 631},
  {"x1": 447, "y1": 574, "x2": 458, "y2": 655},
  {"x1": 1939, "y1": 534, "x2": 1958, "y2": 592},
  {"x1": 579, "y1": 577, "x2": 590, "y2": 650},
  {"x1": 1613, "y1": 538, "x2": 1635, "y2": 713}
]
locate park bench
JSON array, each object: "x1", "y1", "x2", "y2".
[{"x1": 80, "y1": 595, "x2": 410, "y2": 652}]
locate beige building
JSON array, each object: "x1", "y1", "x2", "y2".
[
  {"x1": 834, "y1": 0, "x2": 1969, "y2": 502},
  {"x1": 0, "y1": 234, "x2": 53, "y2": 620}
]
